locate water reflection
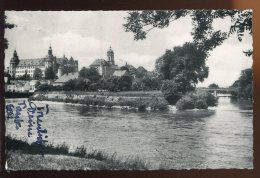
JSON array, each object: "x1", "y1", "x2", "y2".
[{"x1": 5, "y1": 97, "x2": 253, "y2": 169}]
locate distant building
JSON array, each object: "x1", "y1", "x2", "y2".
[
  {"x1": 6, "y1": 80, "x2": 37, "y2": 93},
  {"x1": 90, "y1": 46, "x2": 121, "y2": 78},
  {"x1": 113, "y1": 70, "x2": 129, "y2": 77},
  {"x1": 8, "y1": 46, "x2": 78, "y2": 79}
]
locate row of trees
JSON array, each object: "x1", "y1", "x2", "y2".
[{"x1": 37, "y1": 65, "x2": 162, "y2": 92}]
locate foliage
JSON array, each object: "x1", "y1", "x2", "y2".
[
  {"x1": 231, "y1": 68, "x2": 252, "y2": 99},
  {"x1": 37, "y1": 84, "x2": 52, "y2": 92},
  {"x1": 123, "y1": 10, "x2": 252, "y2": 56},
  {"x1": 88, "y1": 83, "x2": 99, "y2": 91},
  {"x1": 149, "y1": 96, "x2": 168, "y2": 110},
  {"x1": 157, "y1": 43, "x2": 209, "y2": 104},
  {"x1": 33, "y1": 68, "x2": 42, "y2": 80},
  {"x1": 118, "y1": 75, "x2": 132, "y2": 91},
  {"x1": 45, "y1": 67, "x2": 56, "y2": 80},
  {"x1": 62, "y1": 64, "x2": 75, "y2": 74},
  {"x1": 79, "y1": 67, "x2": 101, "y2": 82},
  {"x1": 62, "y1": 78, "x2": 89, "y2": 91},
  {"x1": 156, "y1": 43, "x2": 208, "y2": 83},
  {"x1": 140, "y1": 76, "x2": 161, "y2": 91},
  {"x1": 208, "y1": 83, "x2": 219, "y2": 88},
  {"x1": 176, "y1": 95, "x2": 195, "y2": 110},
  {"x1": 161, "y1": 80, "x2": 183, "y2": 104},
  {"x1": 135, "y1": 66, "x2": 148, "y2": 78},
  {"x1": 194, "y1": 99, "x2": 208, "y2": 109},
  {"x1": 176, "y1": 90, "x2": 218, "y2": 110},
  {"x1": 63, "y1": 79, "x2": 77, "y2": 91},
  {"x1": 17, "y1": 70, "x2": 31, "y2": 80},
  {"x1": 4, "y1": 15, "x2": 16, "y2": 49},
  {"x1": 131, "y1": 77, "x2": 154, "y2": 91}
]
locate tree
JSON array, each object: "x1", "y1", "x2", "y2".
[
  {"x1": 63, "y1": 79, "x2": 77, "y2": 91},
  {"x1": 33, "y1": 68, "x2": 42, "y2": 80},
  {"x1": 231, "y1": 68, "x2": 252, "y2": 99},
  {"x1": 140, "y1": 75, "x2": 161, "y2": 90},
  {"x1": 161, "y1": 80, "x2": 183, "y2": 104},
  {"x1": 156, "y1": 43, "x2": 209, "y2": 104},
  {"x1": 118, "y1": 76, "x2": 132, "y2": 91},
  {"x1": 157, "y1": 43, "x2": 208, "y2": 87},
  {"x1": 75, "y1": 78, "x2": 89, "y2": 91},
  {"x1": 208, "y1": 83, "x2": 219, "y2": 88},
  {"x1": 18, "y1": 70, "x2": 31, "y2": 80},
  {"x1": 4, "y1": 15, "x2": 16, "y2": 49},
  {"x1": 124, "y1": 10, "x2": 252, "y2": 56},
  {"x1": 79, "y1": 67, "x2": 101, "y2": 83},
  {"x1": 238, "y1": 68, "x2": 252, "y2": 99},
  {"x1": 135, "y1": 66, "x2": 148, "y2": 78},
  {"x1": 45, "y1": 67, "x2": 56, "y2": 80}
]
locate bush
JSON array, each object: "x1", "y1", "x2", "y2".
[
  {"x1": 161, "y1": 80, "x2": 182, "y2": 105},
  {"x1": 176, "y1": 91, "x2": 218, "y2": 110},
  {"x1": 149, "y1": 96, "x2": 168, "y2": 110},
  {"x1": 194, "y1": 99, "x2": 208, "y2": 109},
  {"x1": 89, "y1": 83, "x2": 98, "y2": 91},
  {"x1": 192, "y1": 90, "x2": 217, "y2": 107},
  {"x1": 176, "y1": 96, "x2": 195, "y2": 110}
]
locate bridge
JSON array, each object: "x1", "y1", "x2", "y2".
[{"x1": 197, "y1": 87, "x2": 237, "y2": 97}]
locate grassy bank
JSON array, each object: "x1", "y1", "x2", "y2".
[
  {"x1": 6, "y1": 136, "x2": 148, "y2": 170},
  {"x1": 31, "y1": 91, "x2": 168, "y2": 111}
]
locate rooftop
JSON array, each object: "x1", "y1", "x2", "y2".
[
  {"x1": 90, "y1": 59, "x2": 110, "y2": 66},
  {"x1": 54, "y1": 72, "x2": 79, "y2": 83},
  {"x1": 113, "y1": 70, "x2": 128, "y2": 77}
]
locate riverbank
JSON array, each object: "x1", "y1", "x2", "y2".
[
  {"x1": 30, "y1": 91, "x2": 169, "y2": 111},
  {"x1": 6, "y1": 136, "x2": 148, "y2": 170},
  {"x1": 5, "y1": 91, "x2": 33, "y2": 98}
]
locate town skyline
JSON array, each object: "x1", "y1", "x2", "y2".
[{"x1": 4, "y1": 11, "x2": 252, "y2": 87}]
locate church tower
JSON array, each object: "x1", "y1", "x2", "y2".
[
  {"x1": 45, "y1": 46, "x2": 54, "y2": 69},
  {"x1": 9, "y1": 50, "x2": 19, "y2": 77},
  {"x1": 107, "y1": 46, "x2": 115, "y2": 65}
]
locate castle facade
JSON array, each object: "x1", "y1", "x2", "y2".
[{"x1": 8, "y1": 46, "x2": 78, "y2": 79}]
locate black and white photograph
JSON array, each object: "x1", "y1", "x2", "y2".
[{"x1": 4, "y1": 10, "x2": 253, "y2": 170}]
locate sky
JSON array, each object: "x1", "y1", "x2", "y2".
[{"x1": 4, "y1": 11, "x2": 253, "y2": 87}]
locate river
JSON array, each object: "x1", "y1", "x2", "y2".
[{"x1": 5, "y1": 97, "x2": 253, "y2": 169}]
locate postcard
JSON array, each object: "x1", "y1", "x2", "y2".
[{"x1": 4, "y1": 10, "x2": 253, "y2": 170}]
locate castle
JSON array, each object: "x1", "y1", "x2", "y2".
[{"x1": 8, "y1": 46, "x2": 78, "y2": 79}]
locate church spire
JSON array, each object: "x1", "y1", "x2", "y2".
[
  {"x1": 107, "y1": 46, "x2": 115, "y2": 65},
  {"x1": 48, "y1": 45, "x2": 52, "y2": 56}
]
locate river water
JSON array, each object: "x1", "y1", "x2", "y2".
[{"x1": 5, "y1": 97, "x2": 253, "y2": 169}]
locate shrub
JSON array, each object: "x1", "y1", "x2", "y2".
[
  {"x1": 161, "y1": 80, "x2": 182, "y2": 105},
  {"x1": 176, "y1": 96, "x2": 194, "y2": 110},
  {"x1": 176, "y1": 90, "x2": 218, "y2": 110},
  {"x1": 89, "y1": 83, "x2": 98, "y2": 91},
  {"x1": 149, "y1": 96, "x2": 168, "y2": 110},
  {"x1": 194, "y1": 99, "x2": 208, "y2": 109},
  {"x1": 191, "y1": 90, "x2": 218, "y2": 107}
]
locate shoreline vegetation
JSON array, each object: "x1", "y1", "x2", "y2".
[
  {"x1": 6, "y1": 136, "x2": 148, "y2": 170},
  {"x1": 30, "y1": 91, "x2": 169, "y2": 111},
  {"x1": 29, "y1": 90, "x2": 218, "y2": 111}
]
